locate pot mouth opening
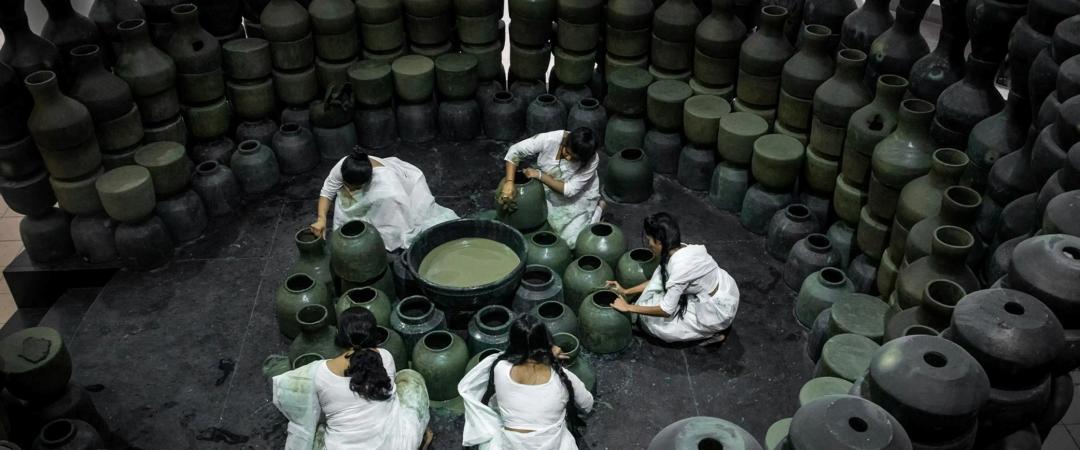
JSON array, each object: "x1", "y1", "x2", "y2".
[
  {"x1": 70, "y1": 44, "x2": 99, "y2": 58},
  {"x1": 340, "y1": 221, "x2": 367, "y2": 237},
  {"x1": 620, "y1": 148, "x2": 645, "y2": 161},
  {"x1": 1062, "y1": 246, "x2": 1080, "y2": 261},
  {"x1": 281, "y1": 123, "x2": 301, "y2": 133},
  {"x1": 697, "y1": 438, "x2": 724, "y2": 450},
  {"x1": 295, "y1": 228, "x2": 320, "y2": 244},
  {"x1": 538, "y1": 301, "x2": 564, "y2": 319},
  {"x1": 838, "y1": 48, "x2": 866, "y2": 63},
  {"x1": 537, "y1": 94, "x2": 557, "y2": 104},
  {"x1": 297, "y1": 304, "x2": 327, "y2": 326},
  {"x1": 196, "y1": 161, "x2": 219, "y2": 174},
  {"x1": 292, "y1": 353, "x2": 322, "y2": 368},
  {"x1": 286, "y1": 273, "x2": 315, "y2": 292},
  {"x1": 806, "y1": 234, "x2": 831, "y2": 250},
  {"x1": 761, "y1": 5, "x2": 788, "y2": 17},
  {"x1": 933, "y1": 148, "x2": 968, "y2": 167},
  {"x1": 523, "y1": 267, "x2": 553, "y2": 285},
  {"x1": 171, "y1": 3, "x2": 197, "y2": 15},
  {"x1": 117, "y1": 19, "x2": 146, "y2": 32},
  {"x1": 593, "y1": 290, "x2": 618, "y2": 307},
  {"x1": 479, "y1": 307, "x2": 510, "y2": 328},
  {"x1": 1003, "y1": 301, "x2": 1026, "y2": 316},
  {"x1": 41, "y1": 419, "x2": 75, "y2": 445},
  {"x1": 878, "y1": 75, "x2": 908, "y2": 89},
  {"x1": 476, "y1": 348, "x2": 500, "y2": 360},
  {"x1": 424, "y1": 331, "x2": 453, "y2": 351},
  {"x1": 553, "y1": 332, "x2": 578, "y2": 354},
  {"x1": 532, "y1": 231, "x2": 558, "y2": 246},
  {"x1": 820, "y1": 267, "x2": 846, "y2": 284},
  {"x1": 787, "y1": 204, "x2": 811, "y2": 220},
  {"x1": 934, "y1": 226, "x2": 972, "y2": 249},
  {"x1": 347, "y1": 287, "x2": 377, "y2": 304},
  {"x1": 925, "y1": 279, "x2": 964, "y2": 308},
  {"x1": 848, "y1": 417, "x2": 868, "y2": 433},
  {"x1": 238, "y1": 140, "x2": 260, "y2": 152},
  {"x1": 578, "y1": 255, "x2": 602, "y2": 271},
  {"x1": 579, "y1": 98, "x2": 599, "y2": 108},
  {"x1": 630, "y1": 248, "x2": 654, "y2": 262},
  {"x1": 902, "y1": 98, "x2": 935, "y2": 115},
  {"x1": 945, "y1": 186, "x2": 981, "y2": 208},
  {"x1": 804, "y1": 24, "x2": 831, "y2": 37},
  {"x1": 591, "y1": 223, "x2": 613, "y2": 237},
  {"x1": 903, "y1": 325, "x2": 938, "y2": 337},
  {"x1": 922, "y1": 351, "x2": 948, "y2": 368},
  {"x1": 399, "y1": 296, "x2": 433, "y2": 319},
  {"x1": 24, "y1": 70, "x2": 56, "y2": 86},
  {"x1": 493, "y1": 91, "x2": 513, "y2": 102},
  {"x1": 374, "y1": 326, "x2": 390, "y2": 345}
]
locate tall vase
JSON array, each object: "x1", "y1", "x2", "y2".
[
  {"x1": 810, "y1": 48, "x2": 870, "y2": 160},
  {"x1": 908, "y1": 0, "x2": 969, "y2": 103},
  {"x1": 0, "y1": 11, "x2": 63, "y2": 80},
  {"x1": 41, "y1": 0, "x2": 104, "y2": 61},
  {"x1": 864, "y1": 0, "x2": 932, "y2": 91},
  {"x1": 777, "y1": 24, "x2": 834, "y2": 133},
  {"x1": 653, "y1": 0, "x2": 704, "y2": 43},
  {"x1": 930, "y1": 55, "x2": 1004, "y2": 150},
  {"x1": 904, "y1": 186, "x2": 982, "y2": 265},
  {"x1": 89, "y1": 0, "x2": 147, "y2": 57},
  {"x1": 114, "y1": 19, "x2": 180, "y2": 125},
  {"x1": 291, "y1": 228, "x2": 335, "y2": 299},
  {"x1": 840, "y1": 74, "x2": 907, "y2": 190},
  {"x1": 25, "y1": 71, "x2": 101, "y2": 181},
  {"x1": 962, "y1": 92, "x2": 1030, "y2": 192},
  {"x1": 869, "y1": 98, "x2": 937, "y2": 220},
  {"x1": 737, "y1": 5, "x2": 793, "y2": 105},
  {"x1": 839, "y1": 0, "x2": 892, "y2": 53},
  {"x1": 68, "y1": 44, "x2": 136, "y2": 124},
  {"x1": 800, "y1": 0, "x2": 856, "y2": 50},
  {"x1": 966, "y1": 0, "x2": 1027, "y2": 63},
  {"x1": 893, "y1": 225, "x2": 980, "y2": 309},
  {"x1": 894, "y1": 148, "x2": 970, "y2": 231},
  {"x1": 695, "y1": 0, "x2": 747, "y2": 61}
]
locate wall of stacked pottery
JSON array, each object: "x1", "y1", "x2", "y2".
[{"x1": 2, "y1": 0, "x2": 1080, "y2": 446}]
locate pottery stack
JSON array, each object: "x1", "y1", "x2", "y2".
[
  {"x1": 508, "y1": 0, "x2": 554, "y2": 94},
  {"x1": 65, "y1": 45, "x2": 140, "y2": 171},
  {"x1": 194, "y1": 0, "x2": 244, "y2": 44},
  {"x1": 393, "y1": 54, "x2": 439, "y2": 143},
  {"x1": 734, "y1": 5, "x2": 794, "y2": 125},
  {"x1": 710, "y1": 111, "x2": 768, "y2": 213},
  {"x1": 741, "y1": 133, "x2": 802, "y2": 234},
  {"x1": 219, "y1": 38, "x2": 274, "y2": 165},
  {"x1": 603, "y1": 67, "x2": 652, "y2": 156},
  {"x1": 650, "y1": 0, "x2": 701, "y2": 81},
  {"x1": 263, "y1": 0, "x2": 319, "y2": 116},
  {"x1": 24, "y1": 70, "x2": 103, "y2": 263},
  {"x1": 88, "y1": 0, "x2": 147, "y2": 59},
  {"x1": 677, "y1": 94, "x2": 729, "y2": 191},
  {"x1": 310, "y1": 82, "x2": 358, "y2": 160},
  {"x1": 436, "y1": 53, "x2": 483, "y2": 141},
  {"x1": 604, "y1": 0, "x2": 652, "y2": 79},
  {"x1": 552, "y1": 0, "x2": 601, "y2": 109},
  {"x1": 775, "y1": 25, "x2": 833, "y2": 145},
  {"x1": 837, "y1": 0, "x2": 891, "y2": 53},
  {"x1": 40, "y1": 0, "x2": 104, "y2": 65},
  {"x1": 308, "y1": 0, "x2": 358, "y2": 92},
  {"x1": 690, "y1": 0, "x2": 744, "y2": 99},
  {"x1": 404, "y1": 0, "x2": 453, "y2": 57},
  {"x1": 349, "y1": 59, "x2": 399, "y2": 149},
  {"x1": 906, "y1": 0, "x2": 967, "y2": 104},
  {"x1": 167, "y1": 4, "x2": 232, "y2": 152},
  {"x1": 356, "y1": 0, "x2": 407, "y2": 62},
  {"x1": 0, "y1": 6, "x2": 64, "y2": 83},
  {"x1": 96, "y1": 163, "x2": 175, "y2": 270},
  {"x1": 139, "y1": 0, "x2": 182, "y2": 46},
  {"x1": 114, "y1": 19, "x2": 188, "y2": 148},
  {"x1": 457, "y1": 0, "x2": 505, "y2": 102},
  {"x1": 643, "y1": 79, "x2": 692, "y2": 175}
]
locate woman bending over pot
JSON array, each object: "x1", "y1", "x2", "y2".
[
  {"x1": 459, "y1": 314, "x2": 594, "y2": 449},
  {"x1": 605, "y1": 212, "x2": 740, "y2": 344},
  {"x1": 272, "y1": 307, "x2": 433, "y2": 450},
  {"x1": 310, "y1": 149, "x2": 458, "y2": 251},
  {"x1": 500, "y1": 128, "x2": 602, "y2": 248}
]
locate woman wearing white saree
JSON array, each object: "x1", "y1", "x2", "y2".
[
  {"x1": 605, "y1": 212, "x2": 740, "y2": 344},
  {"x1": 310, "y1": 150, "x2": 458, "y2": 251},
  {"x1": 500, "y1": 128, "x2": 602, "y2": 248},
  {"x1": 459, "y1": 315, "x2": 594, "y2": 450}
]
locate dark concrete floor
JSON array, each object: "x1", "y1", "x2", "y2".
[{"x1": 57, "y1": 138, "x2": 813, "y2": 449}]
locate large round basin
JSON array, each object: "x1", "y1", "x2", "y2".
[{"x1": 405, "y1": 219, "x2": 527, "y2": 310}]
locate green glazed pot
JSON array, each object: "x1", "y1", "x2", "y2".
[
  {"x1": 531, "y1": 300, "x2": 580, "y2": 337},
  {"x1": 751, "y1": 134, "x2": 805, "y2": 190},
  {"x1": 461, "y1": 40, "x2": 505, "y2": 81},
  {"x1": 309, "y1": 0, "x2": 356, "y2": 34},
  {"x1": 272, "y1": 66, "x2": 319, "y2": 106},
  {"x1": 389, "y1": 295, "x2": 447, "y2": 354},
  {"x1": 330, "y1": 220, "x2": 388, "y2": 283},
  {"x1": 260, "y1": 0, "x2": 311, "y2": 41},
  {"x1": 377, "y1": 325, "x2": 409, "y2": 370},
  {"x1": 291, "y1": 228, "x2": 336, "y2": 299},
  {"x1": 556, "y1": 19, "x2": 599, "y2": 53},
  {"x1": 404, "y1": 13, "x2": 452, "y2": 45},
  {"x1": 552, "y1": 332, "x2": 595, "y2": 393},
  {"x1": 114, "y1": 19, "x2": 177, "y2": 100},
  {"x1": 798, "y1": 376, "x2": 854, "y2": 406},
  {"x1": 230, "y1": 140, "x2": 280, "y2": 193},
  {"x1": 604, "y1": 67, "x2": 653, "y2": 116},
  {"x1": 813, "y1": 333, "x2": 880, "y2": 381},
  {"x1": 604, "y1": 114, "x2": 647, "y2": 156},
  {"x1": 682, "y1": 94, "x2": 731, "y2": 146},
  {"x1": 222, "y1": 38, "x2": 272, "y2": 81},
  {"x1": 552, "y1": 47, "x2": 596, "y2": 85},
  {"x1": 809, "y1": 49, "x2": 870, "y2": 158},
  {"x1": 288, "y1": 304, "x2": 343, "y2": 365},
  {"x1": 563, "y1": 255, "x2": 615, "y2": 311},
  {"x1": 411, "y1": 330, "x2": 469, "y2": 402},
  {"x1": 692, "y1": 49, "x2": 737, "y2": 88},
  {"x1": 359, "y1": 19, "x2": 406, "y2": 52},
  {"x1": 496, "y1": 172, "x2": 548, "y2": 232},
  {"x1": 615, "y1": 248, "x2": 658, "y2": 298},
  {"x1": 716, "y1": 111, "x2": 769, "y2": 166},
  {"x1": 647, "y1": 416, "x2": 763, "y2": 450},
  {"x1": 435, "y1": 53, "x2": 479, "y2": 101},
  {"x1": 841, "y1": 75, "x2": 908, "y2": 187},
  {"x1": 525, "y1": 231, "x2": 574, "y2": 275},
  {"x1": 509, "y1": 41, "x2": 552, "y2": 81},
  {"x1": 894, "y1": 226, "x2": 980, "y2": 309},
  {"x1": 708, "y1": 161, "x2": 750, "y2": 213},
  {"x1": 276, "y1": 273, "x2": 335, "y2": 339},
  {"x1": 795, "y1": 267, "x2": 854, "y2": 329},
  {"x1": 348, "y1": 60, "x2": 394, "y2": 107},
  {"x1": 391, "y1": 55, "x2": 435, "y2": 102},
  {"x1": 166, "y1": 4, "x2": 222, "y2": 75},
  {"x1": 227, "y1": 78, "x2": 276, "y2": 120},
  {"x1": 856, "y1": 204, "x2": 889, "y2": 261},
  {"x1": 646, "y1": 79, "x2": 693, "y2": 132},
  {"x1": 578, "y1": 290, "x2": 632, "y2": 354},
  {"x1": 604, "y1": 147, "x2": 653, "y2": 203},
  {"x1": 574, "y1": 222, "x2": 627, "y2": 268},
  {"x1": 95, "y1": 165, "x2": 156, "y2": 223},
  {"x1": 894, "y1": 148, "x2": 969, "y2": 232},
  {"x1": 337, "y1": 287, "x2": 392, "y2": 327},
  {"x1": 133, "y1": 141, "x2": 193, "y2": 196},
  {"x1": 182, "y1": 97, "x2": 232, "y2": 140},
  {"x1": 355, "y1": 0, "x2": 403, "y2": 23},
  {"x1": 0, "y1": 327, "x2": 72, "y2": 402},
  {"x1": 870, "y1": 98, "x2": 937, "y2": 190},
  {"x1": 24, "y1": 70, "x2": 95, "y2": 156},
  {"x1": 804, "y1": 148, "x2": 838, "y2": 194},
  {"x1": 833, "y1": 175, "x2": 867, "y2": 226},
  {"x1": 513, "y1": 265, "x2": 564, "y2": 313},
  {"x1": 50, "y1": 168, "x2": 104, "y2": 216},
  {"x1": 465, "y1": 348, "x2": 502, "y2": 372},
  {"x1": 694, "y1": 0, "x2": 746, "y2": 59},
  {"x1": 904, "y1": 186, "x2": 982, "y2": 264},
  {"x1": 781, "y1": 25, "x2": 834, "y2": 100},
  {"x1": 740, "y1": 183, "x2": 793, "y2": 235},
  {"x1": 314, "y1": 29, "x2": 359, "y2": 61},
  {"x1": 467, "y1": 304, "x2": 513, "y2": 354},
  {"x1": 738, "y1": 5, "x2": 793, "y2": 76},
  {"x1": 95, "y1": 105, "x2": 144, "y2": 152}
]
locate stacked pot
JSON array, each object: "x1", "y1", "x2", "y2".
[
  {"x1": 349, "y1": 60, "x2": 398, "y2": 149},
  {"x1": 691, "y1": 0, "x2": 744, "y2": 98},
  {"x1": 96, "y1": 164, "x2": 175, "y2": 270},
  {"x1": 508, "y1": 0, "x2": 554, "y2": 91},
  {"x1": 403, "y1": 0, "x2": 453, "y2": 57},
  {"x1": 393, "y1": 55, "x2": 439, "y2": 143},
  {"x1": 114, "y1": 19, "x2": 188, "y2": 148},
  {"x1": 775, "y1": 25, "x2": 833, "y2": 144},
  {"x1": 457, "y1": 0, "x2": 505, "y2": 100},
  {"x1": 138, "y1": 0, "x2": 182, "y2": 46},
  {"x1": 133, "y1": 141, "x2": 206, "y2": 249},
  {"x1": 742, "y1": 133, "x2": 803, "y2": 234},
  {"x1": 677, "y1": 94, "x2": 729, "y2": 190},
  {"x1": 88, "y1": 0, "x2": 147, "y2": 59},
  {"x1": 262, "y1": 0, "x2": 319, "y2": 115},
  {"x1": 436, "y1": 53, "x2": 482, "y2": 141},
  {"x1": 309, "y1": 0, "x2": 358, "y2": 92},
  {"x1": 222, "y1": 38, "x2": 275, "y2": 165},
  {"x1": 802, "y1": 49, "x2": 869, "y2": 207},
  {"x1": 734, "y1": 5, "x2": 794, "y2": 125},
  {"x1": 710, "y1": 111, "x2": 768, "y2": 213},
  {"x1": 643, "y1": 79, "x2": 692, "y2": 175},
  {"x1": 168, "y1": 4, "x2": 232, "y2": 151},
  {"x1": 193, "y1": 0, "x2": 244, "y2": 43},
  {"x1": 604, "y1": 0, "x2": 653, "y2": 78},
  {"x1": 603, "y1": 67, "x2": 653, "y2": 156},
  {"x1": 552, "y1": 0, "x2": 602, "y2": 105},
  {"x1": 650, "y1": 0, "x2": 701, "y2": 80},
  {"x1": 65, "y1": 44, "x2": 142, "y2": 172},
  {"x1": 356, "y1": 0, "x2": 407, "y2": 62}
]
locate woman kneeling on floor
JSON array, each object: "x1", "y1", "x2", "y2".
[
  {"x1": 459, "y1": 314, "x2": 594, "y2": 449},
  {"x1": 271, "y1": 307, "x2": 433, "y2": 450},
  {"x1": 605, "y1": 212, "x2": 740, "y2": 344}
]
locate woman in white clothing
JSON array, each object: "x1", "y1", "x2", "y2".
[
  {"x1": 313, "y1": 307, "x2": 433, "y2": 450},
  {"x1": 310, "y1": 150, "x2": 458, "y2": 251},
  {"x1": 500, "y1": 128, "x2": 602, "y2": 248},
  {"x1": 605, "y1": 212, "x2": 740, "y2": 344},
  {"x1": 459, "y1": 315, "x2": 594, "y2": 450}
]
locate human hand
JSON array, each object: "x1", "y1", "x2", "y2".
[
  {"x1": 604, "y1": 280, "x2": 625, "y2": 296},
  {"x1": 310, "y1": 219, "x2": 327, "y2": 239},
  {"x1": 552, "y1": 345, "x2": 569, "y2": 360},
  {"x1": 523, "y1": 168, "x2": 541, "y2": 179},
  {"x1": 611, "y1": 297, "x2": 631, "y2": 313},
  {"x1": 499, "y1": 180, "x2": 516, "y2": 204}
]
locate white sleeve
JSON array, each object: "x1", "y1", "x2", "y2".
[
  {"x1": 565, "y1": 370, "x2": 594, "y2": 413},
  {"x1": 658, "y1": 280, "x2": 689, "y2": 316},
  {"x1": 504, "y1": 131, "x2": 560, "y2": 164},
  {"x1": 561, "y1": 154, "x2": 599, "y2": 198},
  {"x1": 378, "y1": 348, "x2": 396, "y2": 376},
  {"x1": 319, "y1": 157, "x2": 347, "y2": 200}
]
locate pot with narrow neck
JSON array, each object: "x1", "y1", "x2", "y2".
[
  {"x1": 870, "y1": 98, "x2": 937, "y2": 190},
  {"x1": 292, "y1": 228, "x2": 335, "y2": 299},
  {"x1": 524, "y1": 231, "x2": 574, "y2": 275},
  {"x1": 389, "y1": 295, "x2": 447, "y2": 354},
  {"x1": 930, "y1": 55, "x2": 1005, "y2": 150},
  {"x1": 894, "y1": 226, "x2": 981, "y2": 309},
  {"x1": 839, "y1": 0, "x2": 893, "y2": 53},
  {"x1": 0, "y1": 10, "x2": 63, "y2": 80},
  {"x1": 42, "y1": 0, "x2": 103, "y2": 61},
  {"x1": 466, "y1": 304, "x2": 513, "y2": 354},
  {"x1": 67, "y1": 44, "x2": 135, "y2": 123},
  {"x1": 864, "y1": 0, "x2": 932, "y2": 91},
  {"x1": 578, "y1": 290, "x2": 633, "y2": 354},
  {"x1": 531, "y1": 300, "x2": 580, "y2": 337},
  {"x1": 275, "y1": 273, "x2": 334, "y2": 339},
  {"x1": 287, "y1": 304, "x2": 342, "y2": 364},
  {"x1": 553, "y1": 332, "x2": 596, "y2": 393},
  {"x1": 513, "y1": 265, "x2": 564, "y2": 313},
  {"x1": 904, "y1": 185, "x2": 982, "y2": 264},
  {"x1": 907, "y1": 0, "x2": 969, "y2": 103},
  {"x1": 841, "y1": 74, "x2": 908, "y2": 187}
]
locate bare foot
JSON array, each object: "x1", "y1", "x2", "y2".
[
  {"x1": 421, "y1": 428, "x2": 434, "y2": 450},
  {"x1": 698, "y1": 332, "x2": 728, "y2": 347}
]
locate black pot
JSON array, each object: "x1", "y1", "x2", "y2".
[
  {"x1": 155, "y1": 189, "x2": 208, "y2": 243},
  {"x1": 115, "y1": 214, "x2": 174, "y2": 270},
  {"x1": 354, "y1": 105, "x2": 398, "y2": 149},
  {"x1": 396, "y1": 100, "x2": 438, "y2": 144},
  {"x1": 438, "y1": 99, "x2": 481, "y2": 142},
  {"x1": 482, "y1": 91, "x2": 525, "y2": 142},
  {"x1": 20, "y1": 207, "x2": 75, "y2": 262},
  {"x1": 70, "y1": 213, "x2": 118, "y2": 263}
]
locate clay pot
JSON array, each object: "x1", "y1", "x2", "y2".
[
  {"x1": 330, "y1": 220, "x2": 388, "y2": 284},
  {"x1": 652, "y1": 0, "x2": 703, "y2": 43},
  {"x1": 24, "y1": 71, "x2": 101, "y2": 180},
  {"x1": 526, "y1": 94, "x2": 568, "y2": 135},
  {"x1": 67, "y1": 45, "x2": 134, "y2": 123},
  {"x1": 563, "y1": 255, "x2": 615, "y2": 311},
  {"x1": 904, "y1": 186, "x2": 981, "y2": 264},
  {"x1": 337, "y1": 287, "x2": 392, "y2": 328},
  {"x1": 114, "y1": 19, "x2": 179, "y2": 121},
  {"x1": 114, "y1": 215, "x2": 173, "y2": 270},
  {"x1": 32, "y1": 418, "x2": 103, "y2": 450},
  {"x1": 260, "y1": 0, "x2": 310, "y2": 41},
  {"x1": 309, "y1": 0, "x2": 355, "y2": 35},
  {"x1": 781, "y1": 25, "x2": 834, "y2": 101},
  {"x1": 0, "y1": 326, "x2": 72, "y2": 403},
  {"x1": 438, "y1": 99, "x2": 481, "y2": 141},
  {"x1": 527, "y1": 301, "x2": 577, "y2": 338},
  {"x1": 893, "y1": 148, "x2": 969, "y2": 241},
  {"x1": 461, "y1": 41, "x2": 505, "y2": 82},
  {"x1": 510, "y1": 80, "x2": 547, "y2": 111},
  {"x1": 931, "y1": 56, "x2": 1005, "y2": 150},
  {"x1": 567, "y1": 98, "x2": 607, "y2": 144},
  {"x1": 373, "y1": 325, "x2": 408, "y2": 370},
  {"x1": 907, "y1": 0, "x2": 969, "y2": 103},
  {"x1": 222, "y1": 38, "x2": 272, "y2": 81},
  {"x1": 354, "y1": 105, "x2": 397, "y2": 149},
  {"x1": 133, "y1": 141, "x2": 193, "y2": 196},
  {"x1": 809, "y1": 49, "x2": 870, "y2": 159},
  {"x1": 647, "y1": 416, "x2": 762, "y2": 450},
  {"x1": 0, "y1": 11, "x2": 63, "y2": 80},
  {"x1": 154, "y1": 189, "x2": 207, "y2": 243},
  {"x1": 70, "y1": 213, "x2": 118, "y2": 263},
  {"x1": 605, "y1": 114, "x2": 648, "y2": 156},
  {"x1": 574, "y1": 222, "x2": 627, "y2": 269},
  {"x1": 839, "y1": 0, "x2": 892, "y2": 53},
  {"x1": 1006, "y1": 234, "x2": 1080, "y2": 328},
  {"x1": 716, "y1": 111, "x2": 768, "y2": 165},
  {"x1": 841, "y1": 74, "x2": 909, "y2": 188},
  {"x1": 272, "y1": 66, "x2": 318, "y2": 106},
  {"x1": 411, "y1": 330, "x2": 469, "y2": 402},
  {"x1": 347, "y1": 60, "x2": 393, "y2": 107},
  {"x1": 467, "y1": 304, "x2": 513, "y2": 354},
  {"x1": 49, "y1": 169, "x2": 104, "y2": 216},
  {"x1": 513, "y1": 265, "x2": 564, "y2": 313},
  {"x1": 275, "y1": 273, "x2": 334, "y2": 339},
  {"x1": 607, "y1": 0, "x2": 653, "y2": 30},
  {"x1": 229, "y1": 140, "x2": 279, "y2": 193},
  {"x1": 615, "y1": 248, "x2": 659, "y2": 296},
  {"x1": 482, "y1": 91, "x2": 525, "y2": 141},
  {"x1": 739, "y1": 5, "x2": 792, "y2": 78},
  {"x1": 967, "y1": 0, "x2": 1028, "y2": 63},
  {"x1": 191, "y1": 161, "x2": 241, "y2": 216},
  {"x1": 799, "y1": 376, "x2": 854, "y2": 407},
  {"x1": 783, "y1": 233, "x2": 840, "y2": 290},
  {"x1": 525, "y1": 231, "x2": 574, "y2": 275},
  {"x1": 646, "y1": 80, "x2": 693, "y2": 132},
  {"x1": 814, "y1": 333, "x2": 879, "y2": 381},
  {"x1": 551, "y1": 332, "x2": 594, "y2": 393},
  {"x1": 389, "y1": 295, "x2": 447, "y2": 354},
  {"x1": 509, "y1": 41, "x2": 551, "y2": 80},
  {"x1": 682, "y1": 94, "x2": 730, "y2": 146},
  {"x1": 789, "y1": 394, "x2": 912, "y2": 449},
  {"x1": 552, "y1": 48, "x2": 596, "y2": 86},
  {"x1": 676, "y1": 144, "x2": 716, "y2": 191},
  {"x1": 166, "y1": 4, "x2": 222, "y2": 76},
  {"x1": 435, "y1": 53, "x2": 478, "y2": 101},
  {"x1": 740, "y1": 183, "x2": 793, "y2": 235},
  {"x1": 795, "y1": 267, "x2": 853, "y2": 328},
  {"x1": 578, "y1": 290, "x2": 633, "y2": 354},
  {"x1": 869, "y1": 99, "x2": 936, "y2": 215},
  {"x1": 604, "y1": 148, "x2": 653, "y2": 203},
  {"x1": 495, "y1": 171, "x2": 547, "y2": 232},
  {"x1": 192, "y1": 137, "x2": 236, "y2": 167},
  {"x1": 894, "y1": 226, "x2": 981, "y2": 309},
  {"x1": 695, "y1": 0, "x2": 746, "y2": 61},
  {"x1": 605, "y1": 66, "x2": 653, "y2": 116},
  {"x1": 765, "y1": 204, "x2": 820, "y2": 260},
  {"x1": 95, "y1": 166, "x2": 156, "y2": 223},
  {"x1": 288, "y1": 304, "x2": 341, "y2": 363},
  {"x1": 864, "y1": 1, "x2": 931, "y2": 90},
  {"x1": 751, "y1": 133, "x2": 805, "y2": 190},
  {"x1": 270, "y1": 123, "x2": 318, "y2": 174},
  {"x1": 89, "y1": 0, "x2": 147, "y2": 55},
  {"x1": 708, "y1": 161, "x2": 749, "y2": 212},
  {"x1": 1042, "y1": 189, "x2": 1080, "y2": 236}
]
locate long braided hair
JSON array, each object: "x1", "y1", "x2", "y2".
[
  {"x1": 482, "y1": 314, "x2": 586, "y2": 437},
  {"x1": 644, "y1": 212, "x2": 690, "y2": 319},
  {"x1": 336, "y1": 307, "x2": 393, "y2": 401}
]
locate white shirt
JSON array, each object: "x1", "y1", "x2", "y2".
[
  {"x1": 492, "y1": 360, "x2": 595, "y2": 430},
  {"x1": 313, "y1": 349, "x2": 414, "y2": 450}
]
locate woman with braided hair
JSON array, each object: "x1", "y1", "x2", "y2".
[
  {"x1": 605, "y1": 212, "x2": 740, "y2": 344},
  {"x1": 458, "y1": 314, "x2": 594, "y2": 449}
]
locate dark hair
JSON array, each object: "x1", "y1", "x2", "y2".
[
  {"x1": 336, "y1": 307, "x2": 393, "y2": 401},
  {"x1": 341, "y1": 150, "x2": 373, "y2": 187},
  {"x1": 482, "y1": 315, "x2": 586, "y2": 437},
  {"x1": 644, "y1": 212, "x2": 688, "y2": 319},
  {"x1": 567, "y1": 128, "x2": 597, "y2": 165}
]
